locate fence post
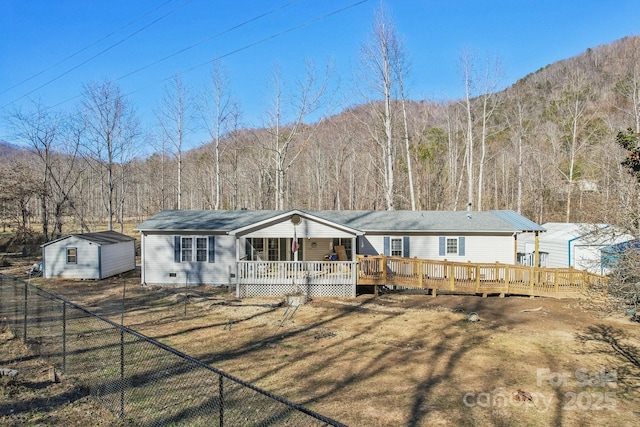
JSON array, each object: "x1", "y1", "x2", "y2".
[
  {"x1": 23, "y1": 281, "x2": 28, "y2": 342},
  {"x1": 62, "y1": 302, "x2": 67, "y2": 373},
  {"x1": 120, "y1": 328, "x2": 125, "y2": 420},
  {"x1": 219, "y1": 375, "x2": 224, "y2": 426}
]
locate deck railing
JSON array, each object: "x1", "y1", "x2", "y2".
[
  {"x1": 357, "y1": 255, "x2": 608, "y2": 298},
  {"x1": 237, "y1": 261, "x2": 355, "y2": 287},
  {"x1": 236, "y1": 261, "x2": 357, "y2": 298}
]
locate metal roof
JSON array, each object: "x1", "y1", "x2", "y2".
[
  {"x1": 136, "y1": 209, "x2": 544, "y2": 234},
  {"x1": 489, "y1": 210, "x2": 546, "y2": 233}
]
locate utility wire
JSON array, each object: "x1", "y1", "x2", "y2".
[
  {"x1": 115, "y1": 1, "x2": 300, "y2": 82},
  {"x1": 149, "y1": 0, "x2": 371, "y2": 89},
  {"x1": 0, "y1": 0, "x2": 176, "y2": 96},
  {"x1": 2, "y1": 0, "x2": 193, "y2": 109},
  {"x1": 51, "y1": 0, "x2": 369, "y2": 109}
]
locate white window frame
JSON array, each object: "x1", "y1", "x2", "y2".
[
  {"x1": 267, "y1": 238, "x2": 279, "y2": 261},
  {"x1": 390, "y1": 238, "x2": 403, "y2": 257},
  {"x1": 66, "y1": 247, "x2": 77, "y2": 264},
  {"x1": 181, "y1": 236, "x2": 209, "y2": 262},
  {"x1": 446, "y1": 238, "x2": 458, "y2": 255}
]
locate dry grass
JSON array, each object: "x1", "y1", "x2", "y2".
[
  {"x1": 0, "y1": 325, "x2": 119, "y2": 426},
  {"x1": 3, "y1": 269, "x2": 640, "y2": 426}
]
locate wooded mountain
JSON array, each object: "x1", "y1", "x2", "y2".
[{"x1": 3, "y1": 36, "x2": 640, "y2": 238}]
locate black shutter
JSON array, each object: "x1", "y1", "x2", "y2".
[
  {"x1": 174, "y1": 236, "x2": 181, "y2": 263},
  {"x1": 208, "y1": 236, "x2": 215, "y2": 263}
]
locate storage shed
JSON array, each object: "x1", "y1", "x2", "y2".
[
  {"x1": 41, "y1": 230, "x2": 136, "y2": 279},
  {"x1": 517, "y1": 222, "x2": 635, "y2": 274}
]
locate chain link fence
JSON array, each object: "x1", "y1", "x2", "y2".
[{"x1": 0, "y1": 274, "x2": 345, "y2": 426}]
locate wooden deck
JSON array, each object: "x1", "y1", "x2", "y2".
[{"x1": 357, "y1": 255, "x2": 608, "y2": 298}]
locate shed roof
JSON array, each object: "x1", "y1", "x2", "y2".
[
  {"x1": 136, "y1": 209, "x2": 544, "y2": 234},
  {"x1": 539, "y1": 222, "x2": 635, "y2": 245},
  {"x1": 42, "y1": 230, "x2": 134, "y2": 247}
]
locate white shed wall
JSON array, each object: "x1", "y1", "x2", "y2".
[
  {"x1": 100, "y1": 241, "x2": 136, "y2": 278},
  {"x1": 43, "y1": 236, "x2": 100, "y2": 279}
]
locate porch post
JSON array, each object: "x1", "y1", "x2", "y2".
[
  {"x1": 352, "y1": 236, "x2": 358, "y2": 297},
  {"x1": 534, "y1": 231, "x2": 540, "y2": 268},
  {"x1": 235, "y1": 236, "x2": 240, "y2": 298}
]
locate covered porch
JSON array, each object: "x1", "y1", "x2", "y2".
[
  {"x1": 236, "y1": 260, "x2": 357, "y2": 298},
  {"x1": 231, "y1": 212, "x2": 363, "y2": 298}
]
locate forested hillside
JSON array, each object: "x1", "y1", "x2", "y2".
[{"x1": 3, "y1": 34, "x2": 640, "y2": 240}]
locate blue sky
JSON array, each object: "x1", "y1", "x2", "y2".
[{"x1": 1, "y1": 0, "x2": 639, "y2": 148}]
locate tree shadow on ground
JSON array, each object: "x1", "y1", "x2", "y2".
[{"x1": 576, "y1": 324, "x2": 640, "y2": 391}]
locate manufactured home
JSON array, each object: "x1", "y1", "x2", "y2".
[
  {"x1": 136, "y1": 209, "x2": 544, "y2": 297},
  {"x1": 41, "y1": 230, "x2": 136, "y2": 279}
]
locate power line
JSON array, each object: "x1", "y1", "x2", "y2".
[
  {"x1": 2, "y1": 0, "x2": 193, "y2": 109},
  {"x1": 115, "y1": 1, "x2": 300, "y2": 82},
  {"x1": 0, "y1": 0, "x2": 176, "y2": 96},
  {"x1": 28, "y1": 0, "x2": 370, "y2": 115},
  {"x1": 89, "y1": 1, "x2": 371, "y2": 105}
]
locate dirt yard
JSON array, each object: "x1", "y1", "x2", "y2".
[{"x1": 2, "y1": 262, "x2": 640, "y2": 426}]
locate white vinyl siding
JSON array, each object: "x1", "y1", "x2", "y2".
[
  {"x1": 142, "y1": 233, "x2": 233, "y2": 286},
  {"x1": 43, "y1": 235, "x2": 134, "y2": 279},
  {"x1": 100, "y1": 242, "x2": 136, "y2": 278},
  {"x1": 360, "y1": 234, "x2": 514, "y2": 264}
]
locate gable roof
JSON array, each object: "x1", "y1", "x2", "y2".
[
  {"x1": 227, "y1": 209, "x2": 364, "y2": 236},
  {"x1": 136, "y1": 209, "x2": 544, "y2": 234},
  {"x1": 42, "y1": 230, "x2": 134, "y2": 247}
]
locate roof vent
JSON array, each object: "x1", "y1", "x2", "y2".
[{"x1": 467, "y1": 203, "x2": 472, "y2": 219}]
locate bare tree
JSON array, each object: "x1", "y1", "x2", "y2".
[
  {"x1": 614, "y1": 37, "x2": 640, "y2": 131},
  {"x1": 357, "y1": 5, "x2": 404, "y2": 210},
  {"x1": 200, "y1": 63, "x2": 236, "y2": 210},
  {"x1": 81, "y1": 79, "x2": 138, "y2": 231},
  {"x1": 0, "y1": 153, "x2": 41, "y2": 235},
  {"x1": 157, "y1": 74, "x2": 194, "y2": 210},
  {"x1": 547, "y1": 69, "x2": 603, "y2": 222},
  {"x1": 504, "y1": 84, "x2": 536, "y2": 214},
  {"x1": 476, "y1": 55, "x2": 502, "y2": 211},
  {"x1": 8, "y1": 102, "x2": 60, "y2": 238},
  {"x1": 263, "y1": 61, "x2": 328, "y2": 209},
  {"x1": 459, "y1": 48, "x2": 476, "y2": 211},
  {"x1": 392, "y1": 26, "x2": 415, "y2": 210},
  {"x1": 8, "y1": 102, "x2": 85, "y2": 238}
]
